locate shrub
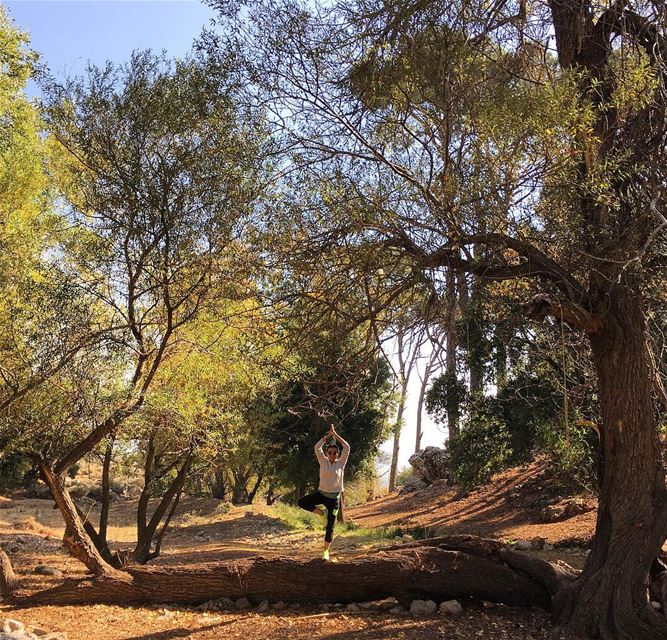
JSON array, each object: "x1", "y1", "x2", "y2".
[
  {"x1": 0, "y1": 453, "x2": 32, "y2": 491},
  {"x1": 395, "y1": 466, "x2": 413, "y2": 487},
  {"x1": 448, "y1": 414, "x2": 514, "y2": 487},
  {"x1": 536, "y1": 420, "x2": 599, "y2": 492}
]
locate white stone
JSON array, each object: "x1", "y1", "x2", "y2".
[
  {"x1": 515, "y1": 540, "x2": 531, "y2": 551},
  {"x1": 1, "y1": 622, "x2": 24, "y2": 634},
  {"x1": 439, "y1": 599, "x2": 463, "y2": 617},
  {"x1": 409, "y1": 599, "x2": 437, "y2": 616},
  {"x1": 650, "y1": 601, "x2": 662, "y2": 610}
]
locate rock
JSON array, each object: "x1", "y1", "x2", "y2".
[
  {"x1": 256, "y1": 600, "x2": 269, "y2": 613},
  {"x1": 563, "y1": 498, "x2": 590, "y2": 518},
  {"x1": 219, "y1": 597, "x2": 235, "y2": 610},
  {"x1": 30, "y1": 628, "x2": 50, "y2": 637},
  {"x1": 439, "y1": 599, "x2": 463, "y2": 617},
  {"x1": 401, "y1": 534, "x2": 414, "y2": 542},
  {"x1": 539, "y1": 505, "x2": 562, "y2": 523},
  {"x1": 358, "y1": 602, "x2": 373, "y2": 610},
  {"x1": 540, "y1": 499, "x2": 592, "y2": 523},
  {"x1": 346, "y1": 604, "x2": 360, "y2": 613},
  {"x1": 650, "y1": 601, "x2": 662, "y2": 610},
  {"x1": 271, "y1": 601, "x2": 286, "y2": 610},
  {"x1": 530, "y1": 537, "x2": 546, "y2": 551},
  {"x1": 2, "y1": 620, "x2": 24, "y2": 634},
  {"x1": 34, "y1": 566, "x2": 62, "y2": 577},
  {"x1": 372, "y1": 597, "x2": 398, "y2": 610},
  {"x1": 398, "y1": 476, "x2": 428, "y2": 494},
  {"x1": 408, "y1": 447, "x2": 450, "y2": 484},
  {"x1": 409, "y1": 599, "x2": 437, "y2": 616},
  {"x1": 389, "y1": 606, "x2": 407, "y2": 615},
  {"x1": 515, "y1": 539, "x2": 531, "y2": 551},
  {"x1": 319, "y1": 603, "x2": 332, "y2": 611},
  {"x1": 544, "y1": 542, "x2": 554, "y2": 551},
  {"x1": 235, "y1": 597, "x2": 251, "y2": 610}
]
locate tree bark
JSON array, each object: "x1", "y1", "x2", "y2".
[
  {"x1": 247, "y1": 473, "x2": 264, "y2": 504},
  {"x1": 0, "y1": 549, "x2": 17, "y2": 597},
  {"x1": 231, "y1": 469, "x2": 250, "y2": 504},
  {"x1": 133, "y1": 452, "x2": 192, "y2": 564},
  {"x1": 388, "y1": 383, "x2": 407, "y2": 492},
  {"x1": 445, "y1": 269, "x2": 460, "y2": 438},
  {"x1": 552, "y1": 290, "x2": 667, "y2": 639},
  {"x1": 23, "y1": 536, "x2": 577, "y2": 608},
  {"x1": 416, "y1": 347, "x2": 439, "y2": 453},
  {"x1": 39, "y1": 461, "x2": 118, "y2": 576},
  {"x1": 211, "y1": 469, "x2": 227, "y2": 500},
  {"x1": 336, "y1": 491, "x2": 345, "y2": 524},
  {"x1": 98, "y1": 436, "x2": 114, "y2": 551}
]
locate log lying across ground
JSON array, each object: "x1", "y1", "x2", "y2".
[{"x1": 21, "y1": 536, "x2": 578, "y2": 608}]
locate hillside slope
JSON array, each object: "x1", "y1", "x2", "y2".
[{"x1": 350, "y1": 458, "x2": 597, "y2": 547}]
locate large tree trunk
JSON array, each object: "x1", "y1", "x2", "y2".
[
  {"x1": 553, "y1": 291, "x2": 667, "y2": 639},
  {"x1": 0, "y1": 549, "x2": 17, "y2": 597},
  {"x1": 23, "y1": 536, "x2": 577, "y2": 607}
]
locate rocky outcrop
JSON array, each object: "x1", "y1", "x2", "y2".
[{"x1": 400, "y1": 446, "x2": 451, "y2": 493}]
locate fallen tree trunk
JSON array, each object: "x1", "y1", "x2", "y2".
[{"x1": 21, "y1": 536, "x2": 577, "y2": 608}]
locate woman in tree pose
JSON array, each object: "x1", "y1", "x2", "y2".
[{"x1": 298, "y1": 424, "x2": 350, "y2": 560}]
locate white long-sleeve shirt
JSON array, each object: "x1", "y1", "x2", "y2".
[{"x1": 314, "y1": 435, "x2": 350, "y2": 494}]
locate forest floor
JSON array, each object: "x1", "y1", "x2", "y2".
[{"x1": 0, "y1": 460, "x2": 603, "y2": 640}]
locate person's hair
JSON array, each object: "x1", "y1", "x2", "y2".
[{"x1": 326, "y1": 444, "x2": 340, "y2": 455}]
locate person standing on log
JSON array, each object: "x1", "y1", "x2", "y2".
[{"x1": 298, "y1": 424, "x2": 350, "y2": 560}]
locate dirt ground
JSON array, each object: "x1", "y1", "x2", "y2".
[
  {"x1": 0, "y1": 461, "x2": 599, "y2": 640},
  {"x1": 351, "y1": 459, "x2": 598, "y2": 547}
]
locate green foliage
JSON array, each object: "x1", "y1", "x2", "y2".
[
  {"x1": 425, "y1": 372, "x2": 468, "y2": 428},
  {"x1": 433, "y1": 371, "x2": 563, "y2": 487},
  {"x1": 0, "y1": 452, "x2": 32, "y2": 491},
  {"x1": 394, "y1": 465, "x2": 413, "y2": 487},
  {"x1": 536, "y1": 421, "x2": 599, "y2": 492},
  {"x1": 260, "y1": 354, "x2": 392, "y2": 495},
  {"x1": 447, "y1": 414, "x2": 514, "y2": 487}
]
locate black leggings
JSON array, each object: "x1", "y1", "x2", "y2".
[{"x1": 298, "y1": 491, "x2": 340, "y2": 542}]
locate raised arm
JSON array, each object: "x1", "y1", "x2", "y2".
[
  {"x1": 332, "y1": 427, "x2": 350, "y2": 466},
  {"x1": 314, "y1": 431, "x2": 328, "y2": 463}
]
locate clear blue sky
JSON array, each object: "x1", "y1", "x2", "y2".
[{"x1": 4, "y1": 1, "x2": 216, "y2": 86}]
